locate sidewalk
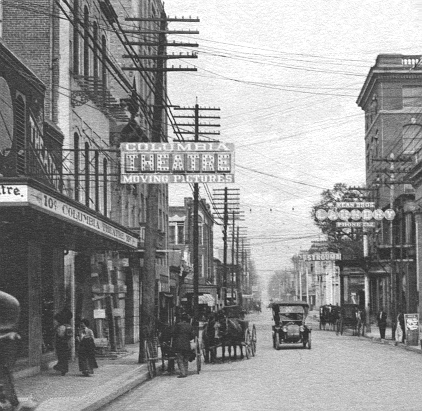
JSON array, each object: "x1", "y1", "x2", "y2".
[
  {"x1": 362, "y1": 325, "x2": 422, "y2": 354},
  {"x1": 14, "y1": 344, "x2": 150, "y2": 411}
]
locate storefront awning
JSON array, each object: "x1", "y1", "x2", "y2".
[{"x1": 198, "y1": 294, "x2": 215, "y2": 306}]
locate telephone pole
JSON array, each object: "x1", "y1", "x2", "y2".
[
  {"x1": 122, "y1": 11, "x2": 199, "y2": 362},
  {"x1": 173, "y1": 103, "x2": 220, "y2": 333}
]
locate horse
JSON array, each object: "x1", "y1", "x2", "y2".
[
  {"x1": 217, "y1": 316, "x2": 248, "y2": 361},
  {"x1": 157, "y1": 322, "x2": 176, "y2": 373}
]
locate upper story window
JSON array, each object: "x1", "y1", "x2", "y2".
[
  {"x1": 403, "y1": 86, "x2": 422, "y2": 107},
  {"x1": 403, "y1": 124, "x2": 422, "y2": 154},
  {"x1": 73, "y1": 0, "x2": 79, "y2": 74},
  {"x1": 0, "y1": 0, "x2": 3, "y2": 38},
  {"x1": 83, "y1": 6, "x2": 90, "y2": 77}
]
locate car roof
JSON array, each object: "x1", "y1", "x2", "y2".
[{"x1": 269, "y1": 301, "x2": 309, "y2": 308}]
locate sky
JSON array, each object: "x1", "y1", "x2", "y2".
[{"x1": 162, "y1": 0, "x2": 422, "y2": 288}]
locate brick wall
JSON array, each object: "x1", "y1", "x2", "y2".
[{"x1": 2, "y1": 0, "x2": 59, "y2": 120}]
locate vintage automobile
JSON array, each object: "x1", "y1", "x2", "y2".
[{"x1": 270, "y1": 301, "x2": 311, "y2": 349}]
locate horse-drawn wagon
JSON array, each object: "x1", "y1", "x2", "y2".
[
  {"x1": 335, "y1": 303, "x2": 365, "y2": 336},
  {"x1": 270, "y1": 301, "x2": 311, "y2": 349},
  {"x1": 202, "y1": 305, "x2": 256, "y2": 362}
]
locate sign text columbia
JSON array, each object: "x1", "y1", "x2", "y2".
[{"x1": 120, "y1": 142, "x2": 235, "y2": 184}]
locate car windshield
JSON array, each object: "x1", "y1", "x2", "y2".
[{"x1": 273, "y1": 305, "x2": 306, "y2": 322}]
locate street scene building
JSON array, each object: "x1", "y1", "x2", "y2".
[{"x1": 3, "y1": 2, "x2": 422, "y2": 411}]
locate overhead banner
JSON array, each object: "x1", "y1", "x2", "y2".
[
  {"x1": 299, "y1": 252, "x2": 341, "y2": 261},
  {"x1": 120, "y1": 142, "x2": 235, "y2": 184}
]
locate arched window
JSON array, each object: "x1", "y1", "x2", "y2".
[
  {"x1": 83, "y1": 6, "x2": 89, "y2": 77},
  {"x1": 74, "y1": 132, "x2": 80, "y2": 201},
  {"x1": 93, "y1": 22, "x2": 99, "y2": 84},
  {"x1": 15, "y1": 95, "x2": 26, "y2": 175},
  {"x1": 103, "y1": 158, "x2": 108, "y2": 216},
  {"x1": 84, "y1": 142, "x2": 90, "y2": 207},
  {"x1": 73, "y1": 0, "x2": 79, "y2": 74},
  {"x1": 403, "y1": 124, "x2": 422, "y2": 154}
]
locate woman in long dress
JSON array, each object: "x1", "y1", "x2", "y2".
[{"x1": 77, "y1": 319, "x2": 98, "y2": 377}]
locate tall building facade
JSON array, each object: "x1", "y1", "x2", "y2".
[
  {"x1": 0, "y1": 0, "x2": 169, "y2": 376},
  {"x1": 357, "y1": 54, "x2": 421, "y2": 323}
]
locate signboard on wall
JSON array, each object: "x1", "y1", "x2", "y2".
[{"x1": 120, "y1": 142, "x2": 235, "y2": 184}]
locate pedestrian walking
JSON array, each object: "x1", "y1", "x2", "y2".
[
  {"x1": 377, "y1": 308, "x2": 387, "y2": 339},
  {"x1": 172, "y1": 314, "x2": 195, "y2": 378},
  {"x1": 77, "y1": 319, "x2": 98, "y2": 377},
  {"x1": 53, "y1": 309, "x2": 73, "y2": 376}
]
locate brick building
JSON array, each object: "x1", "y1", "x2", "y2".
[
  {"x1": 357, "y1": 54, "x2": 422, "y2": 325},
  {"x1": 0, "y1": 0, "x2": 169, "y2": 375}
]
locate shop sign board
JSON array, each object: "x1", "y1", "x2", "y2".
[
  {"x1": 0, "y1": 183, "x2": 138, "y2": 248},
  {"x1": 299, "y1": 252, "x2": 341, "y2": 261},
  {"x1": 404, "y1": 314, "x2": 419, "y2": 346},
  {"x1": 120, "y1": 142, "x2": 235, "y2": 184}
]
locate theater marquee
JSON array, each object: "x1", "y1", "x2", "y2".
[{"x1": 120, "y1": 142, "x2": 235, "y2": 184}]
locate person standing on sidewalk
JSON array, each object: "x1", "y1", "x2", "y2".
[
  {"x1": 77, "y1": 319, "x2": 98, "y2": 377},
  {"x1": 377, "y1": 308, "x2": 387, "y2": 339},
  {"x1": 53, "y1": 309, "x2": 73, "y2": 376},
  {"x1": 172, "y1": 314, "x2": 195, "y2": 378}
]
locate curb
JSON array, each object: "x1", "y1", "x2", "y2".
[
  {"x1": 364, "y1": 335, "x2": 422, "y2": 354},
  {"x1": 36, "y1": 364, "x2": 150, "y2": 411}
]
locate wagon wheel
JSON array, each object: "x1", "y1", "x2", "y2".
[
  {"x1": 195, "y1": 336, "x2": 201, "y2": 374},
  {"x1": 244, "y1": 329, "x2": 251, "y2": 359},
  {"x1": 335, "y1": 319, "x2": 341, "y2": 336},
  {"x1": 144, "y1": 340, "x2": 156, "y2": 379},
  {"x1": 251, "y1": 324, "x2": 257, "y2": 356}
]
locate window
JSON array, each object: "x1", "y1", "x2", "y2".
[
  {"x1": 169, "y1": 225, "x2": 176, "y2": 244},
  {"x1": 102, "y1": 35, "x2": 107, "y2": 87},
  {"x1": 103, "y1": 159, "x2": 108, "y2": 216},
  {"x1": 84, "y1": 142, "x2": 90, "y2": 207},
  {"x1": 74, "y1": 133, "x2": 80, "y2": 201},
  {"x1": 83, "y1": 6, "x2": 89, "y2": 77},
  {"x1": 15, "y1": 95, "x2": 26, "y2": 175},
  {"x1": 0, "y1": 0, "x2": 3, "y2": 38},
  {"x1": 94, "y1": 150, "x2": 99, "y2": 211},
  {"x1": 403, "y1": 124, "x2": 422, "y2": 154},
  {"x1": 177, "y1": 224, "x2": 184, "y2": 244},
  {"x1": 93, "y1": 22, "x2": 99, "y2": 84},
  {"x1": 403, "y1": 87, "x2": 422, "y2": 107},
  {"x1": 73, "y1": 0, "x2": 79, "y2": 74}
]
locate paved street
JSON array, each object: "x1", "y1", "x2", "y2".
[{"x1": 101, "y1": 312, "x2": 422, "y2": 411}]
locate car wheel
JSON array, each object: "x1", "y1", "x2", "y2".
[{"x1": 275, "y1": 334, "x2": 280, "y2": 350}]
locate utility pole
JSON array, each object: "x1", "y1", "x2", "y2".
[
  {"x1": 213, "y1": 188, "x2": 242, "y2": 306},
  {"x1": 173, "y1": 103, "x2": 220, "y2": 333},
  {"x1": 122, "y1": 11, "x2": 200, "y2": 363}
]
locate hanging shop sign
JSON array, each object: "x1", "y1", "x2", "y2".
[
  {"x1": 120, "y1": 142, "x2": 235, "y2": 184},
  {"x1": 316, "y1": 207, "x2": 395, "y2": 228},
  {"x1": 299, "y1": 252, "x2": 341, "y2": 261},
  {"x1": 0, "y1": 183, "x2": 138, "y2": 248}
]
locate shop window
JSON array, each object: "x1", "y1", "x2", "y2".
[
  {"x1": 83, "y1": 6, "x2": 89, "y2": 77},
  {"x1": 169, "y1": 225, "x2": 176, "y2": 244},
  {"x1": 73, "y1": 0, "x2": 79, "y2": 74},
  {"x1": 403, "y1": 86, "x2": 422, "y2": 108},
  {"x1": 15, "y1": 95, "x2": 26, "y2": 175}
]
